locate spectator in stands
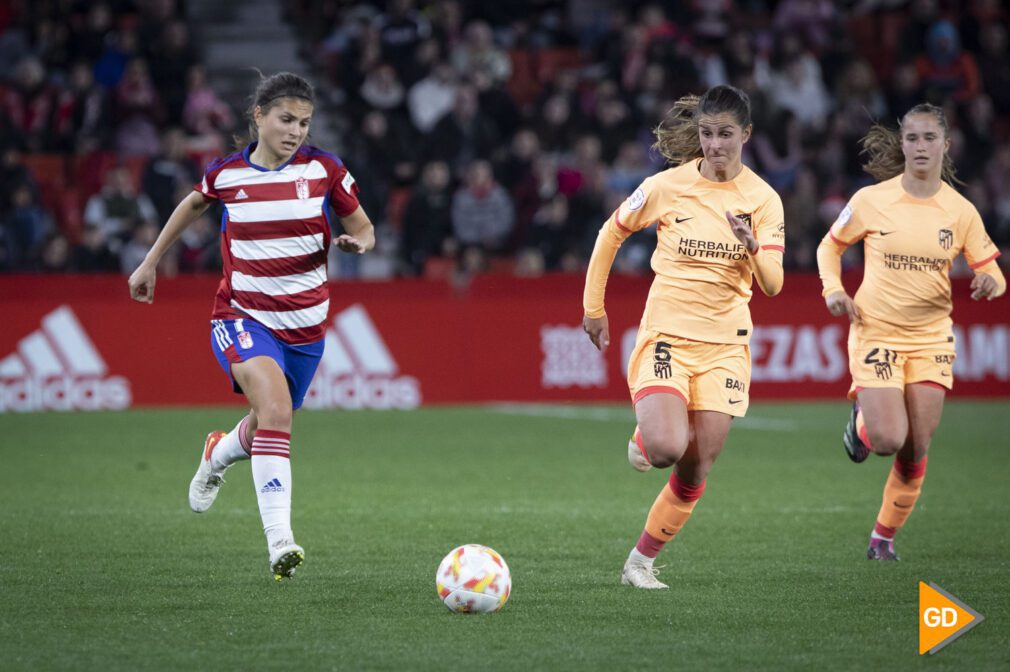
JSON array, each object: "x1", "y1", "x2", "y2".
[
  {"x1": 114, "y1": 58, "x2": 162, "y2": 156},
  {"x1": 0, "y1": 56, "x2": 67, "y2": 152},
  {"x1": 375, "y1": 0, "x2": 431, "y2": 82},
  {"x1": 407, "y1": 60, "x2": 457, "y2": 133},
  {"x1": 916, "y1": 20, "x2": 981, "y2": 104},
  {"x1": 143, "y1": 128, "x2": 200, "y2": 224},
  {"x1": 60, "y1": 60, "x2": 109, "y2": 153},
  {"x1": 119, "y1": 219, "x2": 160, "y2": 275},
  {"x1": 182, "y1": 64, "x2": 234, "y2": 139},
  {"x1": 451, "y1": 159, "x2": 514, "y2": 259},
  {"x1": 36, "y1": 231, "x2": 71, "y2": 272},
  {"x1": 450, "y1": 21, "x2": 511, "y2": 84},
  {"x1": 766, "y1": 39, "x2": 831, "y2": 131},
  {"x1": 71, "y1": 223, "x2": 118, "y2": 272},
  {"x1": 359, "y1": 63, "x2": 405, "y2": 111},
  {"x1": 424, "y1": 84, "x2": 498, "y2": 175},
  {"x1": 83, "y1": 166, "x2": 158, "y2": 253},
  {"x1": 148, "y1": 20, "x2": 198, "y2": 124},
  {"x1": 400, "y1": 160, "x2": 454, "y2": 276},
  {"x1": 1, "y1": 182, "x2": 50, "y2": 269},
  {"x1": 175, "y1": 213, "x2": 220, "y2": 272},
  {"x1": 975, "y1": 24, "x2": 1010, "y2": 117}
]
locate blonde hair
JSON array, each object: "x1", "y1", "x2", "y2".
[
  {"x1": 652, "y1": 85, "x2": 751, "y2": 166},
  {"x1": 860, "y1": 103, "x2": 962, "y2": 185}
]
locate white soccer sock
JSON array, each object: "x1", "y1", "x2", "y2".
[
  {"x1": 627, "y1": 547, "x2": 654, "y2": 568},
  {"x1": 251, "y1": 429, "x2": 293, "y2": 547},
  {"x1": 870, "y1": 530, "x2": 893, "y2": 542},
  {"x1": 210, "y1": 415, "x2": 253, "y2": 471}
]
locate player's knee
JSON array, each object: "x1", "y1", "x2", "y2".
[
  {"x1": 869, "y1": 430, "x2": 904, "y2": 456},
  {"x1": 255, "y1": 399, "x2": 292, "y2": 430},
  {"x1": 641, "y1": 430, "x2": 687, "y2": 469}
]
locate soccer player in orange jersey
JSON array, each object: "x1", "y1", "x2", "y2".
[
  {"x1": 582, "y1": 85, "x2": 785, "y2": 589},
  {"x1": 817, "y1": 103, "x2": 1005, "y2": 561}
]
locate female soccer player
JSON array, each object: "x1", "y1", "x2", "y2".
[
  {"x1": 817, "y1": 103, "x2": 1004, "y2": 561},
  {"x1": 128, "y1": 72, "x2": 374, "y2": 580},
  {"x1": 582, "y1": 85, "x2": 786, "y2": 589}
]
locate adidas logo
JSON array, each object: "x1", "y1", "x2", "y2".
[
  {"x1": 304, "y1": 304, "x2": 421, "y2": 410},
  {"x1": 260, "y1": 478, "x2": 284, "y2": 493},
  {"x1": 235, "y1": 188, "x2": 249, "y2": 200},
  {"x1": 0, "y1": 306, "x2": 131, "y2": 413}
]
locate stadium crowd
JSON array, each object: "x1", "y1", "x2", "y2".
[{"x1": 1, "y1": 0, "x2": 1009, "y2": 279}]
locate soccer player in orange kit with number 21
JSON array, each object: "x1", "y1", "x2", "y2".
[
  {"x1": 583, "y1": 85, "x2": 786, "y2": 589},
  {"x1": 817, "y1": 103, "x2": 1005, "y2": 561}
]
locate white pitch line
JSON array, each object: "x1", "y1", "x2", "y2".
[{"x1": 487, "y1": 403, "x2": 798, "y2": 431}]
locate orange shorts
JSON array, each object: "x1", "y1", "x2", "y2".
[
  {"x1": 627, "y1": 330, "x2": 751, "y2": 417},
  {"x1": 846, "y1": 330, "x2": 955, "y2": 399}
]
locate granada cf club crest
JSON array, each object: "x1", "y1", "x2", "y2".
[
  {"x1": 938, "y1": 228, "x2": 953, "y2": 250},
  {"x1": 295, "y1": 177, "x2": 310, "y2": 200}
]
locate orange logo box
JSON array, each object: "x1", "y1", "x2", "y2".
[{"x1": 919, "y1": 582, "x2": 984, "y2": 655}]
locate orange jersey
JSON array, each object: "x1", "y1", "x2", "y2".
[
  {"x1": 584, "y1": 159, "x2": 785, "y2": 345},
  {"x1": 820, "y1": 175, "x2": 1002, "y2": 346}
]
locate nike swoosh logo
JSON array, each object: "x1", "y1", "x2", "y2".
[
  {"x1": 941, "y1": 371, "x2": 950, "y2": 376},
  {"x1": 729, "y1": 399, "x2": 743, "y2": 405},
  {"x1": 894, "y1": 502, "x2": 911, "y2": 509},
  {"x1": 675, "y1": 216, "x2": 693, "y2": 223},
  {"x1": 661, "y1": 528, "x2": 676, "y2": 536},
  {"x1": 879, "y1": 230, "x2": 895, "y2": 236}
]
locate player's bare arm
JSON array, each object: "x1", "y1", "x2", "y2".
[
  {"x1": 334, "y1": 205, "x2": 375, "y2": 254},
  {"x1": 128, "y1": 191, "x2": 213, "y2": 304}
]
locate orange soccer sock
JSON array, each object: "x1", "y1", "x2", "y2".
[
  {"x1": 635, "y1": 473, "x2": 705, "y2": 558},
  {"x1": 873, "y1": 456, "x2": 928, "y2": 539}
]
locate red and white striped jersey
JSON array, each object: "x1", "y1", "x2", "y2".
[{"x1": 195, "y1": 143, "x2": 360, "y2": 344}]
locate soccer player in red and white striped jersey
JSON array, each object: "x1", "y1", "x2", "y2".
[{"x1": 129, "y1": 72, "x2": 375, "y2": 581}]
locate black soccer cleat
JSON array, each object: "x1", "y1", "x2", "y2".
[
  {"x1": 843, "y1": 403, "x2": 870, "y2": 463},
  {"x1": 866, "y1": 537, "x2": 900, "y2": 561}
]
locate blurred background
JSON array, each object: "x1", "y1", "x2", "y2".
[
  {"x1": 1, "y1": 0, "x2": 1009, "y2": 279},
  {"x1": 0, "y1": 0, "x2": 1007, "y2": 410}
]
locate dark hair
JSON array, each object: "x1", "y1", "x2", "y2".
[
  {"x1": 652, "y1": 85, "x2": 752, "y2": 165},
  {"x1": 243, "y1": 71, "x2": 315, "y2": 142},
  {"x1": 860, "y1": 102, "x2": 961, "y2": 184}
]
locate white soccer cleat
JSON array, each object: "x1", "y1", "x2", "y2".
[
  {"x1": 628, "y1": 427, "x2": 652, "y2": 472},
  {"x1": 269, "y1": 540, "x2": 305, "y2": 581},
  {"x1": 621, "y1": 559, "x2": 669, "y2": 589},
  {"x1": 188, "y1": 431, "x2": 228, "y2": 513}
]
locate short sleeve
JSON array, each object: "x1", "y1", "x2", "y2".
[
  {"x1": 828, "y1": 190, "x2": 868, "y2": 246},
  {"x1": 612, "y1": 174, "x2": 669, "y2": 233},
  {"x1": 194, "y1": 163, "x2": 222, "y2": 200},
  {"x1": 962, "y1": 206, "x2": 1000, "y2": 269},
  {"x1": 329, "y1": 165, "x2": 361, "y2": 218},
  {"x1": 753, "y1": 191, "x2": 785, "y2": 253}
]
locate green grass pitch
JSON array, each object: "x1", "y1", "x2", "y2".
[{"x1": 1, "y1": 401, "x2": 1008, "y2": 671}]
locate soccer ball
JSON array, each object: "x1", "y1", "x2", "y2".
[{"x1": 436, "y1": 544, "x2": 511, "y2": 613}]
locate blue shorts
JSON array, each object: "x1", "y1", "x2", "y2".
[{"x1": 210, "y1": 318, "x2": 324, "y2": 410}]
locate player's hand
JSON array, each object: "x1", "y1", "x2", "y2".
[
  {"x1": 825, "y1": 291, "x2": 861, "y2": 324},
  {"x1": 128, "y1": 262, "x2": 157, "y2": 304},
  {"x1": 726, "y1": 211, "x2": 758, "y2": 254},
  {"x1": 970, "y1": 272, "x2": 998, "y2": 301},
  {"x1": 583, "y1": 314, "x2": 610, "y2": 353},
  {"x1": 334, "y1": 234, "x2": 367, "y2": 254}
]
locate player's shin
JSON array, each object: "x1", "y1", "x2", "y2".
[
  {"x1": 210, "y1": 414, "x2": 253, "y2": 470},
  {"x1": 873, "y1": 456, "x2": 927, "y2": 540},
  {"x1": 633, "y1": 472, "x2": 706, "y2": 562},
  {"x1": 251, "y1": 429, "x2": 294, "y2": 547}
]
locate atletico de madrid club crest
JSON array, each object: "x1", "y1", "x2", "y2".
[
  {"x1": 237, "y1": 331, "x2": 254, "y2": 349},
  {"x1": 295, "y1": 177, "x2": 309, "y2": 200}
]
